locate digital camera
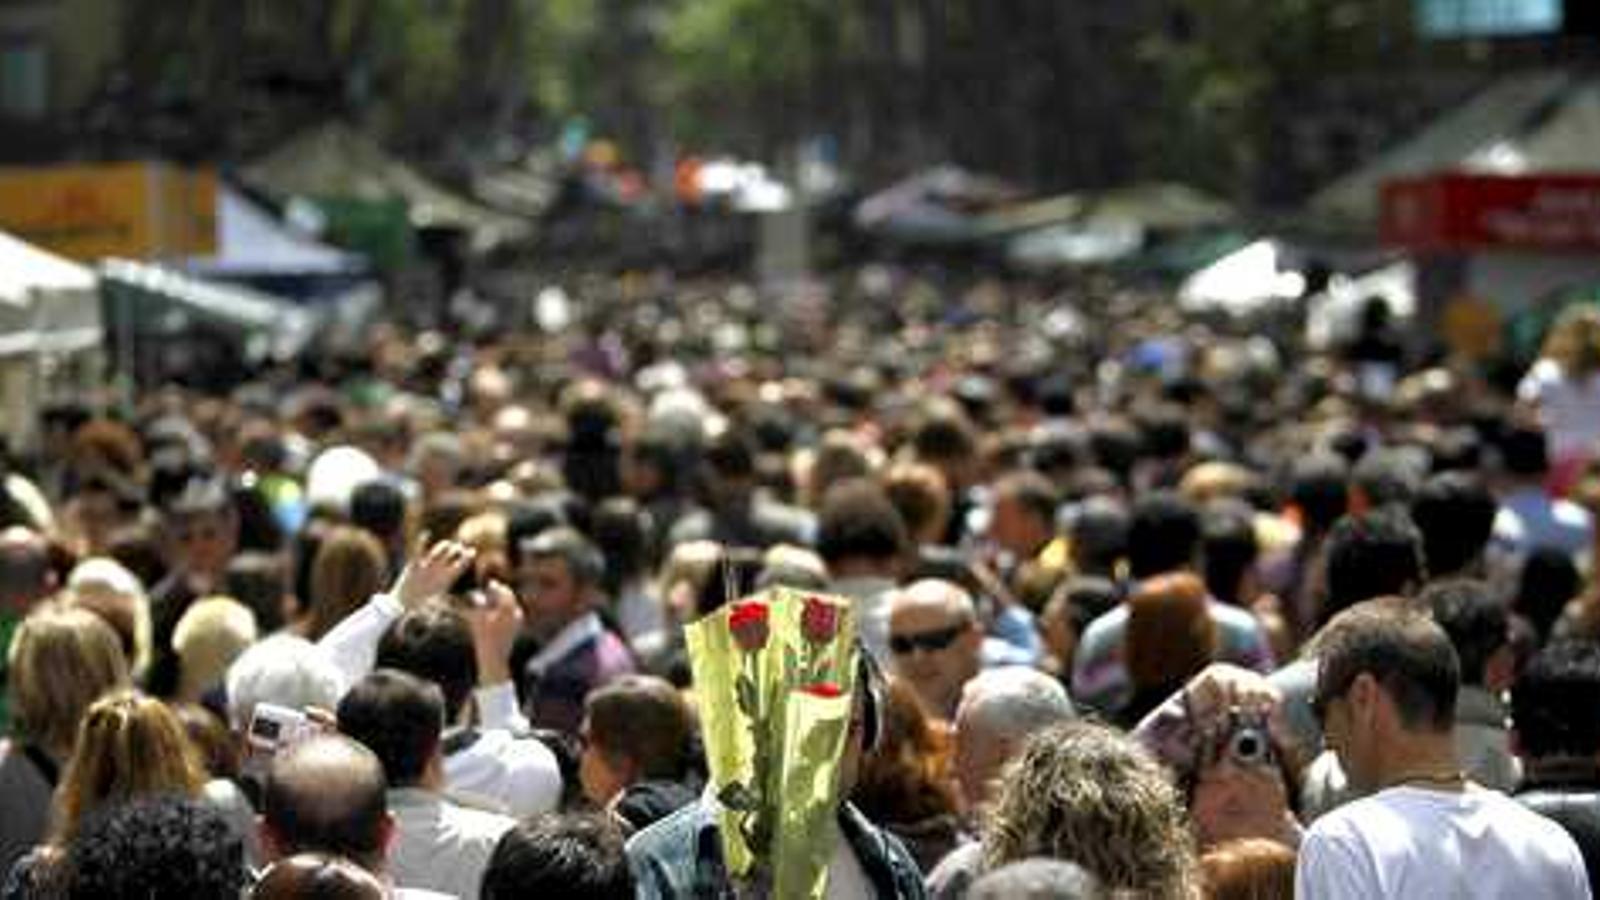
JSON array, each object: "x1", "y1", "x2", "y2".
[
  {"x1": 246, "y1": 702, "x2": 316, "y2": 755},
  {"x1": 1200, "y1": 707, "x2": 1276, "y2": 770}
]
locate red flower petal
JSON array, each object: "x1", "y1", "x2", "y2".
[
  {"x1": 729, "y1": 601, "x2": 770, "y2": 651},
  {"x1": 801, "y1": 597, "x2": 840, "y2": 644}
]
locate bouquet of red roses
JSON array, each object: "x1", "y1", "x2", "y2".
[{"x1": 685, "y1": 587, "x2": 858, "y2": 899}]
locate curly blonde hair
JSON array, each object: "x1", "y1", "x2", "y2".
[{"x1": 983, "y1": 721, "x2": 1200, "y2": 899}]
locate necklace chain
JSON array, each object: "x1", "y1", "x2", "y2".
[{"x1": 1387, "y1": 769, "x2": 1468, "y2": 791}]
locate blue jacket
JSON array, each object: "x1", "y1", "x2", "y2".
[{"x1": 627, "y1": 799, "x2": 927, "y2": 899}]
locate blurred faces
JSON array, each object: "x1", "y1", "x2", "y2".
[
  {"x1": 1189, "y1": 758, "x2": 1294, "y2": 848},
  {"x1": 988, "y1": 493, "x2": 1043, "y2": 559},
  {"x1": 952, "y1": 701, "x2": 1010, "y2": 815},
  {"x1": 517, "y1": 556, "x2": 589, "y2": 641},
  {"x1": 171, "y1": 511, "x2": 238, "y2": 588},
  {"x1": 579, "y1": 716, "x2": 631, "y2": 807},
  {"x1": 1040, "y1": 599, "x2": 1079, "y2": 675}
]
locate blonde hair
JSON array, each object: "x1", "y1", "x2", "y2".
[
  {"x1": 983, "y1": 721, "x2": 1200, "y2": 899},
  {"x1": 1201, "y1": 838, "x2": 1296, "y2": 900},
  {"x1": 456, "y1": 511, "x2": 508, "y2": 558},
  {"x1": 456, "y1": 510, "x2": 510, "y2": 586},
  {"x1": 306, "y1": 526, "x2": 388, "y2": 639},
  {"x1": 1179, "y1": 462, "x2": 1257, "y2": 506},
  {"x1": 53, "y1": 690, "x2": 206, "y2": 843},
  {"x1": 1542, "y1": 305, "x2": 1600, "y2": 377},
  {"x1": 172, "y1": 596, "x2": 259, "y2": 702},
  {"x1": 8, "y1": 604, "x2": 129, "y2": 754}
]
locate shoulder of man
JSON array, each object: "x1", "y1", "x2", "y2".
[{"x1": 626, "y1": 802, "x2": 727, "y2": 900}]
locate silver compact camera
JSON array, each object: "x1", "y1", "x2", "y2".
[
  {"x1": 1225, "y1": 709, "x2": 1273, "y2": 767},
  {"x1": 1200, "y1": 707, "x2": 1277, "y2": 770},
  {"x1": 246, "y1": 702, "x2": 316, "y2": 755}
]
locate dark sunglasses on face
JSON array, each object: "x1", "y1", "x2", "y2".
[{"x1": 890, "y1": 621, "x2": 969, "y2": 656}]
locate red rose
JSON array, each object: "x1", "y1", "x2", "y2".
[
  {"x1": 729, "y1": 601, "x2": 770, "y2": 652},
  {"x1": 801, "y1": 597, "x2": 840, "y2": 644},
  {"x1": 800, "y1": 682, "x2": 843, "y2": 699}
]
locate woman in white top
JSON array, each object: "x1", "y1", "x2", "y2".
[{"x1": 1518, "y1": 305, "x2": 1600, "y2": 495}]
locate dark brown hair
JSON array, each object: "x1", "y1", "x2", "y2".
[
  {"x1": 1125, "y1": 572, "x2": 1217, "y2": 694},
  {"x1": 852, "y1": 677, "x2": 960, "y2": 827},
  {"x1": 584, "y1": 675, "x2": 694, "y2": 781}
]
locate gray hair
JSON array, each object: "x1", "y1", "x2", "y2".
[
  {"x1": 969, "y1": 859, "x2": 1106, "y2": 900},
  {"x1": 959, "y1": 666, "x2": 1076, "y2": 742},
  {"x1": 225, "y1": 634, "x2": 345, "y2": 731}
]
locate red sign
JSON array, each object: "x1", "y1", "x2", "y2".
[{"x1": 1380, "y1": 173, "x2": 1600, "y2": 253}]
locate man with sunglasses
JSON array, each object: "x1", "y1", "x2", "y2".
[
  {"x1": 1297, "y1": 603, "x2": 1588, "y2": 899},
  {"x1": 887, "y1": 579, "x2": 986, "y2": 721}
]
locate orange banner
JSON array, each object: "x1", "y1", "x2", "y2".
[{"x1": 0, "y1": 161, "x2": 216, "y2": 261}]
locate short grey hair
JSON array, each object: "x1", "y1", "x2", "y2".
[
  {"x1": 225, "y1": 634, "x2": 345, "y2": 731},
  {"x1": 969, "y1": 859, "x2": 1105, "y2": 900},
  {"x1": 958, "y1": 666, "x2": 1076, "y2": 742}
]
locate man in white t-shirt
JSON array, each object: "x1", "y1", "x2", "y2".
[{"x1": 1297, "y1": 603, "x2": 1589, "y2": 899}]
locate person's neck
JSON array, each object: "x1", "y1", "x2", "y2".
[
  {"x1": 830, "y1": 559, "x2": 896, "y2": 581},
  {"x1": 1377, "y1": 730, "x2": 1466, "y2": 792},
  {"x1": 536, "y1": 610, "x2": 592, "y2": 645},
  {"x1": 416, "y1": 755, "x2": 447, "y2": 793}
]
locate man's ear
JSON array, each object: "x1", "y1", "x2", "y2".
[{"x1": 1350, "y1": 672, "x2": 1382, "y2": 723}]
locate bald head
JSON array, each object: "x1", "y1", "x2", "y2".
[
  {"x1": 262, "y1": 735, "x2": 391, "y2": 871},
  {"x1": 888, "y1": 579, "x2": 982, "y2": 718},
  {"x1": 893, "y1": 578, "x2": 978, "y2": 621},
  {"x1": 0, "y1": 526, "x2": 53, "y2": 610}
]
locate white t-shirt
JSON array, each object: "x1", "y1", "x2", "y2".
[
  {"x1": 443, "y1": 727, "x2": 563, "y2": 818},
  {"x1": 1296, "y1": 785, "x2": 1590, "y2": 900},
  {"x1": 1518, "y1": 358, "x2": 1600, "y2": 460}
]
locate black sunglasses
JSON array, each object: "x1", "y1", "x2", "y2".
[{"x1": 890, "y1": 622, "x2": 969, "y2": 656}]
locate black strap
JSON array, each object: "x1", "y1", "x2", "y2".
[{"x1": 21, "y1": 743, "x2": 58, "y2": 787}]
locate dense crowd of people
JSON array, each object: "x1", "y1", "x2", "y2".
[{"x1": 2, "y1": 266, "x2": 1600, "y2": 898}]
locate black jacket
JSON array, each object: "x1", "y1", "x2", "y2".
[{"x1": 1516, "y1": 763, "x2": 1600, "y2": 892}]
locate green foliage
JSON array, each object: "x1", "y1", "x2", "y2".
[
  {"x1": 1136, "y1": 0, "x2": 1417, "y2": 197},
  {"x1": 528, "y1": 0, "x2": 601, "y2": 115}
]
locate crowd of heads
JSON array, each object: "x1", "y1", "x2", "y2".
[{"x1": 1, "y1": 269, "x2": 1599, "y2": 898}]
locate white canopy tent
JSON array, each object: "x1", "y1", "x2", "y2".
[
  {"x1": 184, "y1": 185, "x2": 366, "y2": 278},
  {"x1": 1177, "y1": 240, "x2": 1307, "y2": 314},
  {"x1": 0, "y1": 230, "x2": 103, "y2": 452},
  {"x1": 0, "y1": 230, "x2": 100, "y2": 354}
]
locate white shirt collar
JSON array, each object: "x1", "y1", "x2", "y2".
[{"x1": 526, "y1": 612, "x2": 604, "y2": 677}]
